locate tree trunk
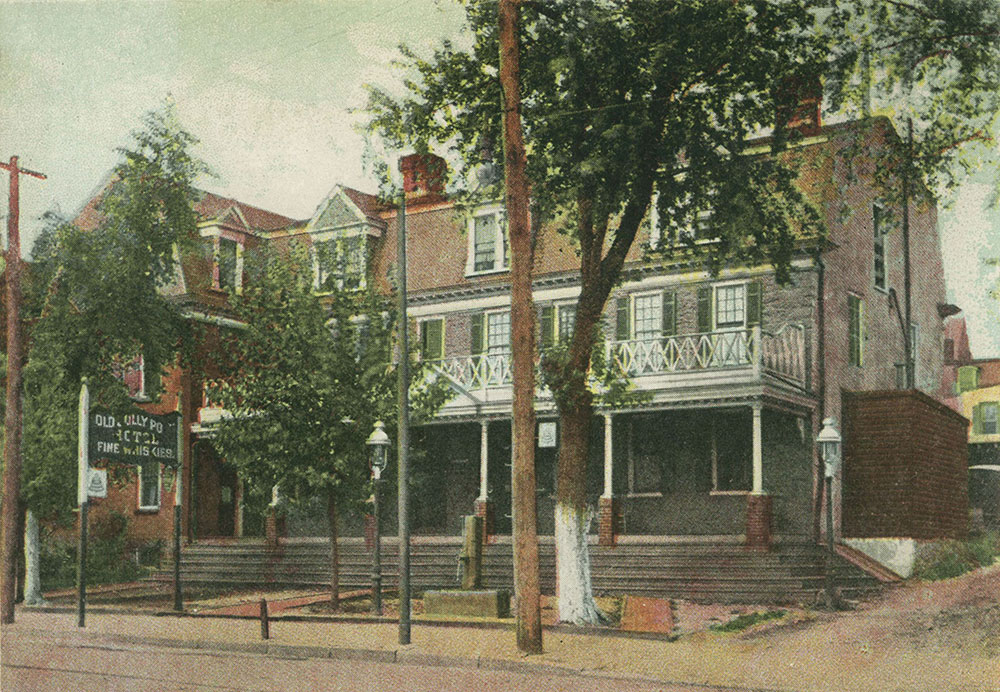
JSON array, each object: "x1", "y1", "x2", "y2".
[
  {"x1": 22, "y1": 509, "x2": 44, "y2": 606},
  {"x1": 498, "y1": 0, "x2": 543, "y2": 655},
  {"x1": 327, "y1": 490, "x2": 340, "y2": 611},
  {"x1": 555, "y1": 400, "x2": 605, "y2": 624}
]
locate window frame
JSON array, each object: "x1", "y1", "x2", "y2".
[
  {"x1": 485, "y1": 309, "x2": 511, "y2": 354},
  {"x1": 137, "y1": 462, "x2": 162, "y2": 512},
  {"x1": 981, "y1": 402, "x2": 999, "y2": 436},
  {"x1": 631, "y1": 290, "x2": 663, "y2": 342},
  {"x1": 465, "y1": 204, "x2": 508, "y2": 276},
  {"x1": 312, "y1": 232, "x2": 367, "y2": 293},
  {"x1": 712, "y1": 281, "x2": 748, "y2": 331},
  {"x1": 213, "y1": 235, "x2": 244, "y2": 294}
]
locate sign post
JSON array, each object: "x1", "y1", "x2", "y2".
[
  {"x1": 173, "y1": 393, "x2": 184, "y2": 612},
  {"x1": 75, "y1": 382, "x2": 183, "y2": 627},
  {"x1": 76, "y1": 380, "x2": 89, "y2": 628}
]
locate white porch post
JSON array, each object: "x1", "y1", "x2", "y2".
[
  {"x1": 478, "y1": 420, "x2": 489, "y2": 501},
  {"x1": 602, "y1": 413, "x2": 613, "y2": 498},
  {"x1": 752, "y1": 403, "x2": 763, "y2": 494}
]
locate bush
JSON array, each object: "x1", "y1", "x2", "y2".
[
  {"x1": 40, "y1": 512, "x2": 145, "y2": 590},
  {"x1": 912, "y1": 532, "x2": 1000, "y2": 582}
]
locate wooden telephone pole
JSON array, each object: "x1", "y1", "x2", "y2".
[{"x1": 1, "y1": 155, "x2": 46, "y2": 624}]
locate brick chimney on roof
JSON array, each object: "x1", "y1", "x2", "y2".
[
  {"x1": 399, "y1": 153, "x2": 447, "y2": 205},
  {"x1": 777, "y1": 77, "x2": 822, "y2": 137}
]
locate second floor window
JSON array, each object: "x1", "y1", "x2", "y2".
[
  {"x1": 420, "y1": 318, "x2": 445, "y2": 361},
  {"x1": 215, "y1": 237, "x2": 241, "y2": 292},
  {"x1": 714, "y1": 284, "x2": 746, "y2": 329},
  {"x1": 470, "y1": 310, "x2": 511, "y2": 355},
  {"x1": 873, "y1": 205, "x2": 887, "y2": 291},
  {"x1": 540, "y1": 303, "x2": 577, "y2": 349},
  {"x1": 633, "y1": 293, "x2": 663, "y2": 341},
  {"x1": 616, "y1": 291, "x2": 677, "y2": 341},
  {"x1": 314, "y1": 235, "x2": 366, "y2": 292},
  {"x1": 973, "y1": 402, "x2": 999, "y2": 435},
  {"x1": 112, "y1": 354, "x2": 145, "y2": 399},
  {"x1": 848, "y1": 295, "x2": 864, "y2": 367}
]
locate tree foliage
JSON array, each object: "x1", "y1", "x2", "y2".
[
  {"x1": 20, "y1": 104, "x2": 205, "y2": 520},
  {"x1": 206, "y1": 244, "x2": 449, "y2": 520}
]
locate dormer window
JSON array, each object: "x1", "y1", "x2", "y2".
[
  {"x1": 214, "y1": 236, "x2": 243, "y2": 293},
  {"x1": 466, "y1": 205, "x2": 508, "y2": 275},
  {"x1": 314, "y1": 235, "x2": 366, "y2": 292}
]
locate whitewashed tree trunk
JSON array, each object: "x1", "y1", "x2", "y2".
[
  {"x1": 23, "y1": 509, "x2": 45, "y2": 606},
  {"x1": 554, "y1": 502, "x2": 605, "y2": 624}
]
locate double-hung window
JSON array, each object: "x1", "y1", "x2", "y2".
[
  {"x1": 486, "y1": 311, "x2": 510, "y2": 354},
  {"x1": 974, "y1": 402, "x2": 999, "y2": 436},
  {"x1": 539, "y1": 303, "x2": 577, "y2": 349},
  {"x1": 714, "y1": 284, "x2": 746, "y2": 330},
  {"x1": 633, "y1": 293, "x2": 663, "y2": 342},
  {"x1": 467, "y1": 206, "x2": 508, "y2": 275},
  {"x1": 314, "y1": 235, "x2": 366, "y2": 292},
  {"x1": 138, "y1": 463, "x2": 161, "y2": 511}
]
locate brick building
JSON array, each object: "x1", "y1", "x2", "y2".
[{"x1": 75, "y1": 114, "x2": 968, "y2": 592}]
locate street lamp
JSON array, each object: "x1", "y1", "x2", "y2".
[
  {"x1": 816, "y1": 417, "x2": 842, "y2": 609},
  {"x1": 366, "y1": 421, "x2": 390, "y2": 615}
]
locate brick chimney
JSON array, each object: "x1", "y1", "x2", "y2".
[
  {"x1": 776, "y1": 78, "x2": 822, "y2": 137},
  {"x1": 399, "y1": 153, "x2": 447, "y2": 205}
]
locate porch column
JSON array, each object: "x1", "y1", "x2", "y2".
[
  {"x1": 746, "y1": 403, "x2": 773, "y2": 550},
  {"x1": 598, "y1": 413, "x2": 617, "y2": 546},
  {"x1": 473, "y1": 420, "x2": 491, "y2": 544},
  {"x1": 752, "y1": 404, "x2": 763, "y2": 494}
]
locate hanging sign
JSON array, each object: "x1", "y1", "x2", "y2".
[{"x1": 88, "y1": 406, "x2": 181, "y2": 468}]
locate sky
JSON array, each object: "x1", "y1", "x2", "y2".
[{"x1": 1, "y1": 0, "x2": 998, "y2": 356}]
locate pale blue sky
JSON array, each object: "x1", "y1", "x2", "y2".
[{"x1": 1, "y1": 0, "x2": 997, "y2": 355}]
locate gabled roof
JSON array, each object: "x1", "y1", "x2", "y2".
[{"x1": 194, "y1": 190, "x2": 301, "y2": 232}]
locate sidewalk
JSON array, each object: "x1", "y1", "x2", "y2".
[{"x1": 5, "y1": 595, "x2": 996, "y2": 692}]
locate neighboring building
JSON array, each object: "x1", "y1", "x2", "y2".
[
  {"x1": 941, "y1": 316, "x2": 1000, "y2": 527},
  {"x1": 75, "y1": 113, "x2": 969, "y2": 595}
]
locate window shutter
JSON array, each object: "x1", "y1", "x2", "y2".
[
  {"x1": 747, "y1": 281, "x2": 763, "y2": 328},
  {"x1": 540, "y1": 306, "x2": 555, "y2": 349},
  {"x1": 420, "y1": 321, "x2": 429, "y2": 359},
  {"x1": 471, "y1": 313, "x2": 484, "y2": 355},
  {"x1": 957, "y1": 365, "x2": 979, "y2": 393},
  {"x1": 661, "y1": 291, "x2": 677, "y2": 337},
  {"x1": 697, "y1": 287, "x2": 712, "y2": 333},
  {"x1": 972, "y1": 403, "x2": 982, "y2": 435},
  {"x1": 616, "y1": 298, "x2": 631, "y2": 341},
  {"x1": 425, "y1": 319, "x2": 443, "y2": 360}
]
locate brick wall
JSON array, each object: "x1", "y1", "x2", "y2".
[{"x1": 842, "y1": 390, "x2": 969, "y2": 539}]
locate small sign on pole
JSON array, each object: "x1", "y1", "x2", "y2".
[{"x1": 86, "y1": 468, "x2": 107, "y2": 499}]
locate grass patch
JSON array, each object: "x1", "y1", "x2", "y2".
[
  {"x1": 912, "y1": 531, "x2": 1000, "y2": 582},
  {"x1": 710, "y1": 609, "x2": 786, "y2": 632}
]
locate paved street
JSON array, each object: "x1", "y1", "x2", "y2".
[{"x1": 2, "y1": 627, "x2": 716, "y2": 692}]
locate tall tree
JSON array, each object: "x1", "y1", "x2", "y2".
[
  {"x1": 15, "y1": 105, "x2": 205, "y2": 604},
  {"x1": 498, "y1": 0, "x2": 542, "y2": 654},
  {"x1": 207, "y1": 245, "x2": 448, "y2": 608},
  {"x1": 367, "y1": 0, "x2": 826, "y2": 624}
]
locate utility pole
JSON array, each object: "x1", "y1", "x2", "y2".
[
  {"x1": 1, "y1": 155, "x2": 46, "y2": 624},
  {"x1": 396, "y1": 175, "x2": 411, "y2": 645},
  {"x1": 498, "y1": 0, "x2": 543, "y2": 654},
  {"x1": 902, "y1": 118, "x2": 914, "y2": 389}
]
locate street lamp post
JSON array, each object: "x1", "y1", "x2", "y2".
[
  {"x1": 816, "y1": 417, "x2": 842, "y2": 610},
  {"x1": 366, "y1": 421, "x2": 390, "y2": 616}
]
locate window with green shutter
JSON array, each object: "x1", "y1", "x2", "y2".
[
  {"x1": 848, "y1": 295, "x2": 864, "y2": 367},
  {"x1": 980, "y1": 402, "x2": 999, "y2": 435},
  {"x1": 956, "y1": 365, "x2": 979, "y2": 393},
  {"x1": 420, "y1": 318, "x2": 444, "y2": 360}
]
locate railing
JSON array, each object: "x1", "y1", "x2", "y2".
[
  {"x1": 434, "y1": 351, "x2": 513, "y2": 389},
  {"x1": 431, "y1": 324, "x2": 807, "y2": 391}
]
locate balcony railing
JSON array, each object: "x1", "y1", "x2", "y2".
[{"x1": 431, "y1": 324, "x2": 806, "y2": 392}]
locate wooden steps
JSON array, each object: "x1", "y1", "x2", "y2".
[{"x1": 156, "y1": 538, "x2": 886, "y2": 604}]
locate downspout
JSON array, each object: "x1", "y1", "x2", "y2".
[{"x1": 814, "y1": 257, "x2": 826, "y2": 542}]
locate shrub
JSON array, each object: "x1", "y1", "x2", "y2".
[
  {"x1": 39, "y1": 512, "x2": 144, "y2": 590},
  {"x1": 912, "y1": 532, "x2": 1000, "y2": 581}
]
